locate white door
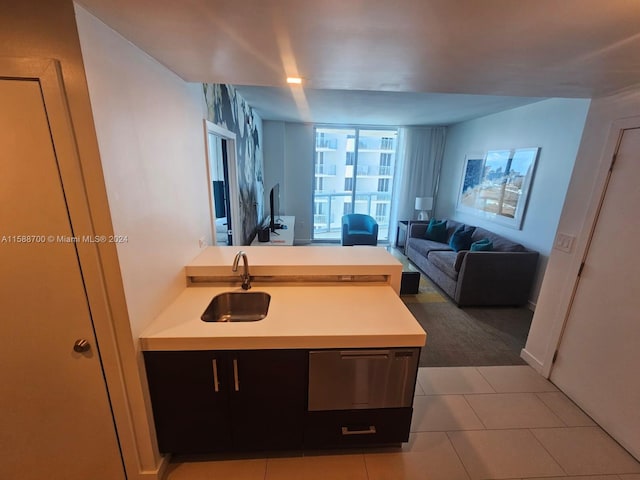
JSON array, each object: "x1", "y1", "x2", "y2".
[
  {"x1": 0, "y1": 79, "x2": 125, "y2": 478},
  {"x1": 550, "y1": 127, "x2": 640, "y2": 460}
]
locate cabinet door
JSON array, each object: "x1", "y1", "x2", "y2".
[
  {"x1": 144, "y1": 351, "x2": 232, "y2": 454},
  {"x1": 229, "y1": 350, "x2": 307, "y2": 450}
]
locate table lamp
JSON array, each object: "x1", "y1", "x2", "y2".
[{"x1": 415, "y1": 197, "x2": 433, "y2": 220}]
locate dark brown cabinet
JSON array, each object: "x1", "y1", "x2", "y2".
[{"x1": 144, "y1": 349, "x2": 307, "y2": 454}]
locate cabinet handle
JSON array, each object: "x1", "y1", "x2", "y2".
[
  {"x1": 212, "y1": 359, "x2": 220, "y2": 392},
  {"x1": 341, "y1": 425, "x2": 377, "y2": 436},
  {"x1": 233, "y1": 358, "x2": 239, "y2": 392},
  {"x1": 340, "y1": 350, "x2": 390, "y2": 360}
]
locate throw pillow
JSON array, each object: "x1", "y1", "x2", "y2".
[
  {"x1": 470, "y1": 238, "x2": 494, "y2": 251},
  {"x1": 424, "y1": 219, "x2": 447, "y2": 243},
  {"x1": 449, "y1": 225, "x2": 475, "y2": 252}
]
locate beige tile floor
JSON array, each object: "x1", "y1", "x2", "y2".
[{"x1": 165, "y1": 365, "x2": 640, "y2": 480}]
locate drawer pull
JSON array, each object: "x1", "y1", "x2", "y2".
[
  {"x1": 212, "y1": 359, "x2": 220, "y2": 392},
  {"x1": 340, "y1": 350, "x2": 390, "y2": 360},
  {"x1": 341, "y1": 425, "x2": 377, "y2": 436},
  {"x1": 233, "y1": 358, "x2": 239, "y2": 392}
]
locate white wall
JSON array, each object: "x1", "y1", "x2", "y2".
[
  {"x1": 263, "y1": 121, "x2": 314, "y2": 243},
  {"x1": 76, "y1": 6, "x2": 210, "y2": 339},
  {"x1": 75, "y1": 5, "x2": 210, "y2": 477},
  {"x1": 524, "y1": 87, "x2": 640, "y2": 372},
  {"x1": 437, "y1": 98, "x2": 590, "y2": 305}
]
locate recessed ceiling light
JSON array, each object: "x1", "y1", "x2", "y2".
[{"x1": 286, "y1": 77, "x2": 303, "y2": 85}]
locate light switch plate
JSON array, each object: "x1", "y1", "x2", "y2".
[{"x1": 554, "y1": 232, "x2": 575, "y2": 253}]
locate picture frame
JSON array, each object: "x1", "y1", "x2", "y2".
[{"x1": 457, "y1": 147, "x2": 540, "y2": 229}]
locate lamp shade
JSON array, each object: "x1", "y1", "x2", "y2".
[{"x1": 415, "y1": 197, "x2": 433, "y2": 211}]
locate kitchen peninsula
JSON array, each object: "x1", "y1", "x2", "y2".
[
  {"x1": 140, "y1": 246, "x2": 426, "y2": 454},
  {"x1": 185, "y1": 245, "x2": 404, "y2": 293}
]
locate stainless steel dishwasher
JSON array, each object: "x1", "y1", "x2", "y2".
[{"x1": 308, "y1": 348, "x2": 419, "y2": 411}]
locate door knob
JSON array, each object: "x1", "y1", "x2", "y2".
[{"x1": 73, "y1": 339, "x2": 91, "y2": 353}]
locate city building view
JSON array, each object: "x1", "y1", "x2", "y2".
[{"x1": 313, "y1": 127, "x2": 398, "y2": 241}]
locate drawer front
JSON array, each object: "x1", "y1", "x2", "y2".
[{"x1": 304, "y1": 408, "x2": 412, "y2": 448}]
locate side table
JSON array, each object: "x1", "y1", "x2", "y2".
[
  {"x1": 396, "y1": 220, "x2": 430, "y2": 254},
  {"x1": 396, "y1": 221, "x2": 409, "y2": 250}
]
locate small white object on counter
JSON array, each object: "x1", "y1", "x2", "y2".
[{"x1": 140, "y1": 284, "x2": 426, "y2": 351}]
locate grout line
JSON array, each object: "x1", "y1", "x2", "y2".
[
  {"x1": 362, "y1": 452, "x2": 371, "y2": 480},
  {"x1": 474, "y1": 366, "x2": 497, "y2": 393},
  {"x1": 526, "y1": 427, "x2": 568, "y2": 476},
  {"x1": 534, "y1": 392, "x2": 569, "y2": 427},
  {"x1": 461, "y1": 394, "x2": 488, "y2": 430},
  {"x1": 445, "y1": 431, "x2": 473, "y2": 480}
]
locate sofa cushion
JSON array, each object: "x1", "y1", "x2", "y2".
[
  {"x1": 470, "y1": 227, "x2": 525, "y2": 252},
  {"x1": 470, "y1": 238, "x2": 494, "y2": 251},
  {"x1": 444, "y1": 219, "x2": 464, "y2": 242},
  {"x1": 427, "y1": 251, "x2": 459, "y2": 280},
  {"x1": 449, "y1": 225, "x2": 475, "y2": 252},
  {"x1": 424, "y1": 218, "x2": 448, "y2": 243},
  {"x1": 407, "y1": 237, "x2": 452, "y2": 257}
]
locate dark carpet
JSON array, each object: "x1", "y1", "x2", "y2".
[
  {"x1": 403, "y1": 294, "x2": 533, "y2": 368},
  {"x1": 388, "y1": 246, "x2": 533, "y2": 367}
]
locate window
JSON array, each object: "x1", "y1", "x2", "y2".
[
  {"x1": 315, "y1": 152, "x2": 324, "y2": 175},
  {"x1": 345, "y1": 178, "x2": 353, "y2": 191},
  {"x1": 313, "y1": 127, "x2": 398, "y2": 242},
  {"x1": 346, "y1": 152, "x2": 355, "y2": 166}
]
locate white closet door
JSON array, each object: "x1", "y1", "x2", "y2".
[
  {"x1": 0, "y1": 78, "x2": 125, "y2": 479},
  {"x1": 550, "y1": 127, "x2": 640, "y2": 460}
]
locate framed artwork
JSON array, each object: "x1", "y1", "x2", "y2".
[{"x1": 457, "y1": 147, "x2": 540, "y2": 229}]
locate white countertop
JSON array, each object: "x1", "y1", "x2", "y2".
[{"x1": 140, "y1": 284, "x2": 426, "y2": 351}]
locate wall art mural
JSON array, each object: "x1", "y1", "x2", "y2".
[
  {"x1": 457, "y1": 148, "x2": 540, "y2": 229},
  {"x1": 203, "y1": 83, "x2": 264, "y2": 245}
]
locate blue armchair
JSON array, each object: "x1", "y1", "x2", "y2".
[{"x1": 341, "y1": 214, "x2": 378, "y2": 246}]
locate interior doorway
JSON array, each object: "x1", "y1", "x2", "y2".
[{"x1": 205, "y1": 120, "x2": 239, "y2": 246}]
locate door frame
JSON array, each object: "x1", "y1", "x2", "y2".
[
  {"x1": 204, "y1": 120, "x2": 240, "y2": 246},
  {"x1": 0, "y1": 57, "x2": 151, "y2": 478},
  {"x1": 542, "y1": 115, "x2": 640, "y2": 377}
]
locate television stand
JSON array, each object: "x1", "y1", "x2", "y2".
[{"x1": 250, "y1": 216, "x2": 295, "y2": 246}]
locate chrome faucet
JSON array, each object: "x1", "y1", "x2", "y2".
[{"x1": 232, "y1": 250, "x2": 251, "y2": 290}]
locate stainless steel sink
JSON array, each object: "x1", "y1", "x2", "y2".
[{"x1": 201, "y1": 291, "x2": 271, "y2": 322}]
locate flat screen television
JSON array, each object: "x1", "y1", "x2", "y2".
[{"x1": 269, "y1": 183, "x2": 282, "y2": 232}]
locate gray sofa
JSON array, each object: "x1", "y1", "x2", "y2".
[{"x1": 406, "y1": 219, "x2": 539, "y2": 306}]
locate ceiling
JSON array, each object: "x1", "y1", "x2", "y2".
[
  {"x1": 76, "y1": 0, "x2": 640, "y2": 125},
  {"x1": 231, "y1": 87, "x2": 543, "y2": 125}
]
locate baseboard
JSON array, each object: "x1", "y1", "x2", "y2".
[
  {"x1": 520, "y1": 348, "x2": 544, "y2": 374},
  {"x1": 136, "y1": 455, "x2": 170, "y2": 480}
]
